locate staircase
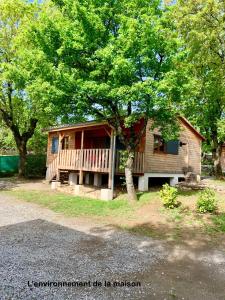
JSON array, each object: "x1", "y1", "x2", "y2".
[{"x1": 46, "y1": 157, "x2": 58, "y2": 182}]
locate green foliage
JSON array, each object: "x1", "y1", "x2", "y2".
[
  {"x1": 0, "y1": 124, "x2": 17, "y2": 154},
  {"x1": 33, "y1": 0, "x2": 181, "y2": 143},
  {"x1": 211, "y1": 213, "x2": 225, "y2": 232},
  {"x1": 27, "y1": 126, "x2": 48, "y2": 155},
  {"x1": 24, "y1": 155, "x2": 46, "y2": 178},
  {"x1": 197, "y1": 188, "x2": 217, "y2": 213},
  {"x1": 170, "y1": 0, "x2": 225, "y2": 174},
  {"x1": 159, "y1": 183, "x2": 179, "y2": 209}
]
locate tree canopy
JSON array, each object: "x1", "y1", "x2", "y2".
[
  {"x1": 171, "y1": 0, "x2": 225, "y2": 175},
  {"x1": 31, "y1": 0, "x2": 181, "y2": 199}
]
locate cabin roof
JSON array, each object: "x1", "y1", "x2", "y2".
[
  {"x1": 45, "y1": 116, "x2": 205, "y2": 141},
  {"x1": 45, "y1": 120, "x2": 109, "y2": 132},
  {"x1": 179, "y1": 116, "x2": 205, "y2": 141}
]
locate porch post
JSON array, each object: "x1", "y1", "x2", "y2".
[
  {"x1": 79, "y1": 130, "x2": 84, "y2": 185},
  {"x1": 108, "y1": 129, "x2": 114, "y2": 189},
  {"x1": 56, "y1": 132, "x2": 63, "y2": 181}
]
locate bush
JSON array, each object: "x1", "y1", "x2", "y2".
[
  {"x1": 197, "y1": 188, "x2": 217, "y2": 213},
  {"x1": 160, "y1": 183, "x2": 179, "y2": 209},
  {"x1": 24, "y1": 155, "x2": 46, "y2": 178}
]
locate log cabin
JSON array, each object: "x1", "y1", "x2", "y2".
[{"x1": 45, "y1": 117, "x2": 205, "y2": 200}]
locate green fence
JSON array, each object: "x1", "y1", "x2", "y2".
[
  {"x1": 0, "y1": 155, "x2": 19, "y2": 174},
  {"x1": 0, "y1": 154, "x2": 46, "y2": 177}
]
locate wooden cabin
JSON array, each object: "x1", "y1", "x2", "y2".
[{"x1": 45, "y1": 117, "x2": 205, "y2": 200}]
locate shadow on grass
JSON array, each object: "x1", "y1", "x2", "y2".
[
  {"x1": 177, "y1": 189, "x2": 200, "y2": 197},
  {"x1": 210, "y1": 213, "x2": 225, "y2": 232}
]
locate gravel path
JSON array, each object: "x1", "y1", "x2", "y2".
[{"x1": 0, "y1": 193, "x2": 225, "y2": 300}]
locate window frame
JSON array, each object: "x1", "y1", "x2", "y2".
[
  {"x1": 51, "y1": 136, "x2": 59, "y2": 154},
  {"x1": 153, "y1": 134, "x2": 165, "y2": 154},
  {"x1": 62, "y1": 136, "x2": 69, "y2": 150}
]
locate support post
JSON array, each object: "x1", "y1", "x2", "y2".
[
  {"x1": 170, "y1": 177, "x2": 179, "y2": 187},
  {"x1": 56, "y1": 132, "x2": 63, "y2": 181},
  {"x1": 94, "y1": 173, "x2": 102, "y2": 187},
  {"x1": 69, "y1": 172, "x2": 78, "y2": 186},
  {"x1": 108, "y1": 129, "x2": 114, "y2": 189},
  {"x1": 79, "y1": 130, "x2": 84, "y2": 185},
  {"x1": 85, "y1": 173, "x2": 90, "y2": 185},
  {"x1": 138, "y1": 175, "x2": 148, "y2": 192}
]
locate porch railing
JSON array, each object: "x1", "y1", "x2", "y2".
[
  {"x1": 115, "y1": 151, "x2": 144, "y2": 174},
  {"x1": 58, "y1": 149, "x2": 110, "y2": 172},
  {"x1": 57, "y1": 149, "x2": 144, "y2": 174}
]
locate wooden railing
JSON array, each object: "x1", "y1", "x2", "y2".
[
  {"x1": 51, "y1": 149, "x2": 144, "y2": 175},
  {"x1": 115, "y1": 151, "x2": 144, "y2": 174},
  {"x1": 46, "y1": 156, "x2": 58, "y2": 181},
  {"x1": 58, "y1": 149, "x2": 111, "y2": 172}
]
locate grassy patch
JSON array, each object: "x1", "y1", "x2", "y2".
[
  {"x1": 4, "y1": 190, "x2": 154, "y2": 218},
  {"x1": 3, "y1": 183, "x2": 225, "y2": 240},
  {"x1": 211, "y1": 214, "x2": 225, "y2": 232}
]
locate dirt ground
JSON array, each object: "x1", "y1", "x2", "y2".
[{"x1": 0, "y1": 192, "x2": 225, "y2": 299}]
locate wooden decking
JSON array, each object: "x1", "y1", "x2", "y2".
[{"x1": 46, "y1": 149, "x2": 144, "y2": 181}]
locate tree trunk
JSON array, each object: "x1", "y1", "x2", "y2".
[
  {"x1": 125, "y1": 152, "x2": 137, "y2": 202},
  {"x1": 18, "y1": 143, "x2": 27, "y2": 177},
  {"x1": 212, "y1": 143, "x2": 223, "y2": 177}
]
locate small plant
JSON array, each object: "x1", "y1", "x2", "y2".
[
  {"x1": 160, "y1": 183, "x2": 179, "y2": 209},
  {"x1": 197, "y1": 188, "x2": 217, "y2": 213}
]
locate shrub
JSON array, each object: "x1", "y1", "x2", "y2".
[
  {"x1": 160, "y1": 183, "x2": 179, "y2": 209},
  {"x1": 197, "y1": 188, "x2": 217, "y2": 213},
  {"x1": 24, "y1": 155, "x2": 46, "y2": 178}
]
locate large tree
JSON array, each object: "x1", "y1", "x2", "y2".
[
  {"x1": 0, "y1": 0, "x2": 63, "y2": 176},
  {"x1": 32, "y1": 0, "x2": 180, "y2": 200},
  {"x1": 171, "y1": 0, "x2": 225, "y2": 176}
]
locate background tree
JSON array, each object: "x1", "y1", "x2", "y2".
[
  {"x1": 171, "y1": 0, "x2": 225, "y2": 176},
  {"x1": 0, "y1": 0, "x2": 65, "y2": 176},
  {"x1": 33, "y1": 0, "x2": 180, "y2": 200}
]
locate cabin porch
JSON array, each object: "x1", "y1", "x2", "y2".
[{"x1": 46, "y1": 123, "x2": 145, "y2": 196}]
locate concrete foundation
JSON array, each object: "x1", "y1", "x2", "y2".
[
  {"x1": 74, "y1": 184, "x2": 82, "y2": 195},
  {"x1": 94, "y1": 173, "x2": 102, "y2": 187},
  {"x1": 101, "y1": 188, "x2": 113, "y2": 201},
  {"x1": 169, "y1": 177, "x2": 179, "y2": 186},
  {"x1": 69, "y1": 173, "x2": 78, "y2": 186},
  {"x1": 85, "y1": 173, "x2": 90, "y2": 185},
  {"x1": 138, "y1": 175, "x2": 148, "y2": 192},
  {"x1": 51, "y1": 181, "x2": 61, "y2": 190},
  {"x1": 138, "y1": 173, "x2": 183, "y2": 191}
]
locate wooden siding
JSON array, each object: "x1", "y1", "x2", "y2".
[
  {"x1": 46, "y1": 130, "x2": 75, "y2": 166},
  {"x1": 144, "y1": 120, "x2": 202, "y2": 175},
  {"x1": 46, "y1": 119, "x2": 202, "y2": 176}
]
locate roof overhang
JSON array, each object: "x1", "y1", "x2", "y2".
[
  {"x1": 45, "y1": 116, "x2": 205, "y2": 141},
  {"x1": 179, "y1": 116, "x2": 205, "y2": 141},
  {"x1": 45, "y1": 120, "x2": 110, "y2": 133}
]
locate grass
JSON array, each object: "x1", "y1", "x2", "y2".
[
  {"x1": 5, "y1": 190, "x2": 136, "y2": 218},
  {"x1": 4, "y1": 189, "x2": 158, "y2": 219},
  {"x1": 3, "y1": 184, "x2": 225, "y2": 240}
]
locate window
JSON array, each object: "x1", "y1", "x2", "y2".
[
  {"x1": 154, "y1": 134, "x2": 179, "y2": 155},
  {"x1": 51, "y1": 137, "x2": 59, "y2": 154},
  {"x1": 62, "y1": 136, "x2": 69, "y2": 150},
  {"x1": 154, "y1": 135, "x2": 165, "y2": 153}
]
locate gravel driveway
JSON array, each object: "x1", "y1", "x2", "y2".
[{"x1": 0, "y1": 193, "x2": 225, "y2": 300}]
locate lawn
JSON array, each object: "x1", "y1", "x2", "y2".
[{"x1": 4, "y1": 185, "x2": 225, "y2": 242}]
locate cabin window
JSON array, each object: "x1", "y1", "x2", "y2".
[
  {"x1": 62, "y1": 136, "x2": 69, "y2": 150},
  {"x1": 154, "y1": 134, "x2": 179, "y2": 155},
  {"x1": 165, "y1": 140, "x2": 179, "y2": 155},
  {"x1": 154, "y1": 135, "x2": 165, "y2": 153},
  {"x1": 51, "y1": 137, "x2": 59, "y2": 154}
]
